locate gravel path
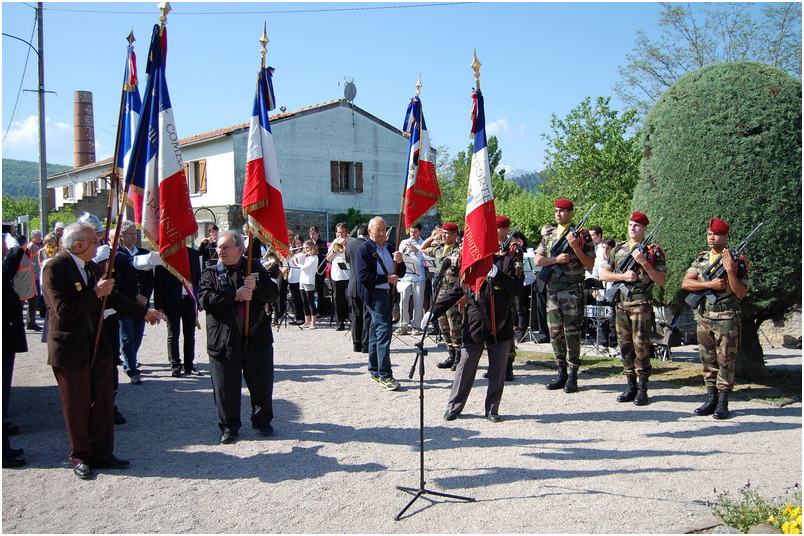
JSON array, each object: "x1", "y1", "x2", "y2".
[{"x1": 2, "y1": 316, "x2": 801, "y2": 533}]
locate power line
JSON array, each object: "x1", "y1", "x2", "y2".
[
  {"x1": 2, "y1": 13, "x2": 38, "y2": 143},
  {"x1": 43, "y1": 2, "x2": 475, "y2": 16}
]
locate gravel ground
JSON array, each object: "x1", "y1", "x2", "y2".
[{"x1": 2, "y1": 315, "x2": 801, "y2": 534}]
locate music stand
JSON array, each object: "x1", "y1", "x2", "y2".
[
  {"x1": 518, "y1": 261, "x2": 545, "y2": 344},
  {"x1": 395, "y1": 326, "x2": 475, "y2": 520}
]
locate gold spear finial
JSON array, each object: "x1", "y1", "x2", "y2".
[
  {"x1": 126, "y1": 29, "x2": 135, "y2": 46},
  {"x1": 415, "y1": 74, "x2": 422, "y2": 97},
  {"x1": 159, "y1": 2, "x2": 171, "y2": 25},
  {"x1": 260, "y1": 21, "x2": 269, "y2": 68},
  {"x1": 472, "y1": 49, "x2": 482, "y2": 90}
]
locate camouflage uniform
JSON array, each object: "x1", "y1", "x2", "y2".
[
  {"x1": 606, "y1": 242, "x2": 667, "y2": 379},
  {"x1": 535, "y1": 227, "x2": 594, "y2": 368},
  {"x1": 432, "y1": 243, "x2": 463, "y2": 352},
  {"x1": 687, "y1": 251, "x2": 749, "y2": 390}
]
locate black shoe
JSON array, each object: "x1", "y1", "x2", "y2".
[
  {"x1": 219, "y1": 431, "x2": 238, "y2": 444},
  {"x1": 26, "y1": 323, "x2": 42, "y2": 332},
  {"x1": 2, "y1": 456, "x2": 26, "y2": 468},
  {"x1": 185, "y1": 367, "x2": 203, "y2": 376},
  {"x1": 91, "y1": 455, "x2": 130, "y2": 470},
  {"x1": 694, "y1": 387, "x2": 718, "y2": 416},
  {"x1": 443, "y1": 410, "x2": 459, "y2": 421},
  {"x1": 113, "y1": 407, "x2": 127, "y2": 425},
  {"x1": 505, "y1": 372, "x2": 515, "y2": 382},
  {"x1": 73, "y1": 463, "x2": 93, "y2": 479},
  {"x1": 546, "y1": 367, "x2": 568, "y2": 390},
  {"x1": 171, "y1": 369, "x2": 182, "y2": 378},
  {"x1": 336, "y1": 323, "x2": 346, "y2": 331},
  {"x1": 713, "y1": 390, "x2": 730, "y2": 420},
  {"x1": 633, "y1": 378, "x2": 649, "y2": 406},
  {"x1": 617, "y1": 376, "x2": 638, "y2": 403},
  {"x1": 353, "y1": 344, "x2": 362, "y2": 353},
  {"x1": 482, "y1": 371, "x2": 489, "y2": 378},
  {"x1": 563, "y1": 367, "x2": 578, "y2": 393},
  {"x1": 486, "y1": 413, "x2": 501, "y2": 422},
  {"x1": 254, "y1": 424, "x2": 274, "y2": 437}
]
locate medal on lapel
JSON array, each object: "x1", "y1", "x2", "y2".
[{"x1": 75, "y1": 282, "x2": 83, "y2": 291}]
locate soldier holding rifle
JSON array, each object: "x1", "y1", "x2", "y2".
[
  {"x1": 681, "y1": 218, "x2": 754, "y2": 420},
  {"x1": 534, "y1": 199, "x2": 595, "y2": 394},
  {"x1": 600, "y1": 211, "x2": 666, "y2": 406}
]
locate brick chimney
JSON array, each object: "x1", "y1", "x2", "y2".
[{"x1": 73, "y1": 90, "x2": 96, "y2": 168}]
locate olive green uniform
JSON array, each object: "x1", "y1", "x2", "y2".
[
  {"x1": 432, "y1": 243, "x2": 462, "y2": 352},
  {"x1": 687, "y1": 251, "x2": 749, "y2": 390}
]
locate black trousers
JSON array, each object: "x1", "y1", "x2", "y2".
[
  {"x1": 289, "y1": 283, "x2": 304, "y2": 321},
  {"x1": 332, "y1": 279, "x2": 349, "y2": 324},
  {"x1": 208, "y1": 344, "x2": 274, "y2": 434},
  {"x1": 349, "y1": 296, "x2": 370, "y2": 352},
  {"x1": 166, "y1": 296, "x2": 197, "y2": 369}
]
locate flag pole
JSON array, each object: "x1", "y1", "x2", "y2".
[
  {"x1": 471, "y1": 50, "x2": 497, "y2": 343},
  {"x1": 243, "y1": 22, "x2": 269, "y2": 339},
  {"x1": 91, "y1": 31, "x2": 139, "y2": 356}
]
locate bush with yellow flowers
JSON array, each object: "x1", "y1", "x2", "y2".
[
  {"x1": 768, "y1": 501, "x2": 802, "y2": 534},
  {"x1": 710, "y1": 482, "x2": 801, "y2": 533}
]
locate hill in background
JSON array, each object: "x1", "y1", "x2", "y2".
[
  {"x1": 2, "y1": 159, "x2": 72, "y2": 198},
  {"x1": 509, "y1": 171, "x2": 544, "y2": 192}
]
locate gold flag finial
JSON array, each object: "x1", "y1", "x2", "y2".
[
  {"x1": 126, "y1": 29, "x2": 135, "y2": 45},
  {"x1": 260, "y1": 21, "x2": 269, "y2": 68},
  {"x1": 472, "y1": 49, "x2": 482, "y2": 90},
  {"x1": 415, "y1": 74, "x2": 422, "y2": 97},
  {"x1": 159, "y1": 2, "x2": 171, "y2": 25}
]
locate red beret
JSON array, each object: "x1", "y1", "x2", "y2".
[
  {"x1": 441, "y1": 222, "x2": 458, "y2": 232},
  {"x1": 495, "y1": 215, "x2": 511, "y2": 228},
  {"x1": 630, "y1": 211, "x2": 649, "y2": 226},
  {"x1": 554, "y1": 198, "x2": 574, "y2": 210},
  {"x1": 709, "y1": 218, "x2": 730, "y2": 235}
]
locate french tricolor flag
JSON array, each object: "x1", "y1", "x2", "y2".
[
  {"x1": 243, "y1": 66, "x2": 289, "y2": 256},
  {"x1": 124, "y1": 24, "x2": 197, "y2": 292},
  {"x1": 119, "y1": 39, "x2": 141, "y2": 220},
  {"x1": 402, "y1": 96, "x2": 441, "y2": 230},
  {"x1": 460, "y1": 88, "x2": 498, "y2": 294}
]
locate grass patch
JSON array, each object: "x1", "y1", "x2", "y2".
[{"x1": 516, "y1": 350, "x2": 802, "y2": 402}]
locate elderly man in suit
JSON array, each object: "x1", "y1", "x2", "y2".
[{"x1": 41, "y1": 222, "x2": 164, "y2": 479}]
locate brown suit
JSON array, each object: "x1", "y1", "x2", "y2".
[{"x1": 41, "y1": 252, "x2": 146, "y2": 465}]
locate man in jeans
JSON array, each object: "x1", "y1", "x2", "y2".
[{"x1": 354, "y1": 217, "x2": 405, "y2": 391}]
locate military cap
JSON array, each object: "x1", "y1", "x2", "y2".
[
  {"x1": 441, "y1": 222, "x2": 459, "y2": 232},
  {"x1": 495, "y1": 215, "x2": 511, "y2": 228},
  {"x1": 554, "y1": 198, "x2": 574, "y2": 210},
  {"x1": 709, "y1": 218, "x2": 730, "y2": 235},
  {"x1": 630, "y1": 211, "x2": 649, "y2": 226}
]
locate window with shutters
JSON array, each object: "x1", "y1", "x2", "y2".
[
  {"x1": 329, "y1": 161, "x2": 363, "y2": 193},
  {"x1": 184, "y1": 159, "x2": 207, "y2": 195}
]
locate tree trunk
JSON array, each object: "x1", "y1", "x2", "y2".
[{"x1": 736, "y1": 314, "x2": 771, "y2": 381}]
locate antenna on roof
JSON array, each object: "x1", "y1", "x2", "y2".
[{"x1": 343, "y1": 77, "x2": 357, "y2": 103}]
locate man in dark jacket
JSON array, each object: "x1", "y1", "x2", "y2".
[
  {"x1": 354, "y1": 217, "x2": 405, "y2": 391},
  {"x1": 154, "y1": 246, "x2": 201, "y2": 377},
  {"x1": 113, "y1": 221, "x2": 155, "y2": 384},
  {"x1": 41, "y1": 222, "x2": 163, "y2": 479},
  {"x1": 345, "y1": 224, "x2": 369, "y2": 353},
  {"x1": 198, "y1": 230, "x2": 278, "y2": 444},
  {"x1": 3, "y1": 237, "x2": 27, "y2": 467},
  {"x1": 428, "y1": 249, "x2": 520, "y2": 422}
]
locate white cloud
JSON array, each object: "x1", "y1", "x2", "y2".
[
  {"x1": 2, "y1": 115, "x2": 74, "y2": 165},
  {"x1": 486, "y1": 116, "x2": 526, "y2": 140}
]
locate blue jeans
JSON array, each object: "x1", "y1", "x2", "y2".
[
  {"x1": 119, "y1": 315, "x2": 146, "y2": 375},
  {"x1": 367, "y1": 290, "x2": 393, "y2": 380}
]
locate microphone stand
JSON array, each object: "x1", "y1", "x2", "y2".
[{"x1": 395, "y1": 265, "x2": 475, "y2": 521}]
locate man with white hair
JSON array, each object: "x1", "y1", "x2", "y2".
[{"x1": 41, "y1": 222, "x2": 164, "y2": 479}]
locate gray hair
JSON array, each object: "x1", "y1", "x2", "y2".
[
  {"x1": 218, "y1": 230, "x2": 244, "y2": 249},
  {"x1": 63, "y1": 222, "x2": 94, "y2": 252},
  {"x1": 120, "y1": 220, "x2": 137, "y2": 233},
  {"x1": 30, "y1": 230, "x2": 43, "y2": 240}
]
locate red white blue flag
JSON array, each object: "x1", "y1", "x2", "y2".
[
  {"x1": 119, "y1": 40, "x2": 142, "y2": 220},
  {"x1": 243, "y1": 67, "x2": 289, "y2": 256},
  {"x1": 402, "y1": 96, "x2": 441, "y2": 230},
  {"x1": 460, "y1": 88, "x2": 497, "y2": 294},
  {"x1": 124, "y1": 25, "x2": 197, "y2": 291}
]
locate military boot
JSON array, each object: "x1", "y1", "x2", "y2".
[
  {"x1": 633, "y1": 377, "x2": 649, "y2": 406},
  {"x1": 713, "y1": 390, "x2": 730, "y2": 420},
  {"x1": 451, "y1": 349, "x2": 461, "y2": 371},
  {"x1": 563, "y1": 366, "x2": 579, "y2": 393},
  {"x1": 693, "y1": 387, "x2": 718, "y2": 416},
  {"x1": 437, "y1": 348, "x2": 456, "y2": 369},
  {"x1": 546, "y1": 365, "x2": 568, "y2": 390},
  {"x1": 617, "y1": 376, "x2": 638, "y2": 403},
  {"x1": 505, "y1": 356, "x2": 515, "y2": 382}
]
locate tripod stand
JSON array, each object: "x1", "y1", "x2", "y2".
[
  {"x1": 517, "y1": 279, "x2": 545, "y2": 344},
  {"x1": 395, "y1": 327, "x2": 475, "y2": 520}
]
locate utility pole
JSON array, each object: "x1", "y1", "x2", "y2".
[{"x1": 36, "y1": 2, "x2": 48, "y2": 234}]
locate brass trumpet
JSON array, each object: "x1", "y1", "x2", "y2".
[{"x1": 332, "y1": 241, "x2": 346, "y2": 254}]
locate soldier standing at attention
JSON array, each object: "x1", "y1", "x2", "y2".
[
  {"x1": 681, "y1": 218, "x2": 749, "y2": 420},
  {"x1": 600, "y1": 211, "x2": 667, "y2": 406},
  {"x1": 421, "y1": 223, "x2": 463, "y2": 371},
  {"x1": 535, "y1": 199, "x2": 595, "y2": 393}
]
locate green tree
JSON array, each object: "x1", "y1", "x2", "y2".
[
  {"x1": 331, "y1": 208, "x2": 369, "y2": 234},
  {"x1": 616, "y1": 3, "x2": 802, "y2": 117},
  {"x1": 437, "y1": 135, "x2": 503, "y2": 225},
  {"x1": 541, "y1": 96, "x2": 642, "y2": 239},
  {"x1": 2, "y1": 195, "x2": 39, "y2": 221},
  {"x1": 635, "y1": 61, "x2": 801, "y2": 379}
]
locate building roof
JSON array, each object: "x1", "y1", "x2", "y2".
[{"x1": 48, "y1": 99, "x2": 402, "y2": 181}]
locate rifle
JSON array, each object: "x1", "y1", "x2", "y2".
[
  {"x1": 500, "y1": 227, "x2": 520, "y2": 253},
  {"x1": 684, "y1": 222, "x2": 764, "y2": 310},
  {"x1": 604, "y1": 216, "x2": 665, "y2": 303},
  {"x1": 537, "y1": 204, "x2": 596, "y2": 282}
]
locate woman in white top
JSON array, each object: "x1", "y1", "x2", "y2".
[
  {"x1": 286, "y1": 235, "x2": 305, "y2": 324},
  {"x1": 292, "y1": 240, "x2": 319, "y2": 329}
]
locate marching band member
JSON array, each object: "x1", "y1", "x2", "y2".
[{"x1": 326, "y1": 222, "x2": 353, "y2": 331}]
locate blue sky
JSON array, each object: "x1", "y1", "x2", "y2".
[{"x1": 1, "y1": 2, "x2": 670, "y2": 173}]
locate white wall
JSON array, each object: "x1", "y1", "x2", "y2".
[{"x1": 180, "y1": 137, "x2": 237, "y2": 207}]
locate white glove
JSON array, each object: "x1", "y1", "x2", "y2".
[
  {"x1": 147, "y1": 251, "x2": 162, "y2": 266},
  {"x1": 487, "y1": 264, "x2": 498, "y2": 278},
  {"x1": 132, "y1": 251, "x2": 161, "y2": 270},
  {"x1": 92, "y1": 244, "x2": 111, "y2": 263},
  {"x1": 420, "y1": 311, "x2": 434, "y2": 330}
]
